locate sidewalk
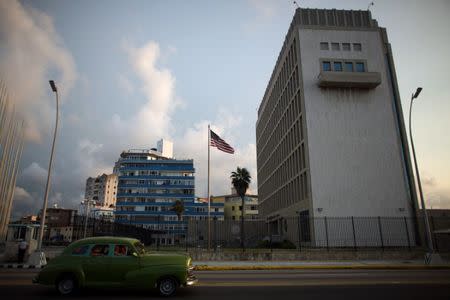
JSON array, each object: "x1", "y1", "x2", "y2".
[{"x1": 192, "y1": 259, "x2": 450, "y2": 270}]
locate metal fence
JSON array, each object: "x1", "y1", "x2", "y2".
[{"x1": 44, "y1": 215, "x2": 450, "y2": 252}]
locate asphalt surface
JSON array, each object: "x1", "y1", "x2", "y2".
[{"x1": 0, "y1": 268, "x2": 449, "y2": 299}]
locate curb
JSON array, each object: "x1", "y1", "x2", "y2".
[
  {"x1": 193, "y1": 265, "x2": 450, "y2": 271},
  {"x1": 0, "y1": 264, "x2": 44, "y2": 269}
]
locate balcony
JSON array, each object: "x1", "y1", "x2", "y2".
[{"x1": 318, "y1": 71, "x2": 381, "y2": 89}]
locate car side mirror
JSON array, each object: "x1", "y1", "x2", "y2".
[{"x1": 132, "y1": 252, "x2": 138, "y2": 257}]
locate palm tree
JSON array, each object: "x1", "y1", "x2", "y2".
[
  {"x1": 171, "y1": 200, "x2": 185, "y2": 221},
  {"x1": 230, "y1": 167, "x2": 251, "y2": 250}
]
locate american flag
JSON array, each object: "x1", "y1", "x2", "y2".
[{"x1": 210, "y1": 130, "x2": 234, "y2": 154}]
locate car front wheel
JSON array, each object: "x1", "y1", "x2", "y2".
[
  {"x1": 157, "y1": 277, "x2": 178, "y2": 297},
  {"x1": 56, "y1": 274, "x2": 78, "y2": 295}
]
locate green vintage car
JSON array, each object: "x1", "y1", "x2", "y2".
[{"x1": 33, "y1": 236, "x2": 197, "y2": 296}]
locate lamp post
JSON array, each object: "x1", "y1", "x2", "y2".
[
  {"x1": 408, "y1": 87, "x2": 434, "y2": 254},
  {"x1": 28, "y1": 81, "x2": 59, "y2": 266},
  {"x1": 37, "y1": 81, "x2": 59, "y2": 250}
]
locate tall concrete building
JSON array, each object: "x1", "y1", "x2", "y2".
[
  {"x1": 84, "y1": 173, "x2": 118, "y2": 209},
  {"x1": 256, "y1": 8, "x2": 418, "y2": 245}
]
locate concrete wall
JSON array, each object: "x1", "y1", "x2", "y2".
[{"x1": 298, "y1": 28, "x2": 412, "y2": 220}]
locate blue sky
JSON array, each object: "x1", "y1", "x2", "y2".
[{"x1": 1, "y1": 0, "x2": 449, "y2": 218}]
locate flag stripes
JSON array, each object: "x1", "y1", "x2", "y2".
[{"x1": 210, "y1": 130, "x2": 234, "y2": 154}]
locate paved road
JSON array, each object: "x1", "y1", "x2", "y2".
[{"x1": 0, "y1": 269, "x2": 449, "y2": 299}]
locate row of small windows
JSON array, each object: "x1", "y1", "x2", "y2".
[
  {"x1": 258, "y1": 92, "x2": 304, "y2": 178},
  {"x1": 259, "y1": 142, "x2": 307, "y2": 204},
  {"x1": 322, "y1": 60, "x2": 366, "y2": 73},
  {"x1": 117, "y1": 197, "x2": 184, "y2": 203},
  {"x1": 118, "y1": 188, "x2": 194, "y2": 195},
  {"x1": 320, "y1": 42, "x2": 362, "y2": 52},
  {"x1": 119, "y1": 179, "x2": 194, "y2": 186},
  {"x1": 259, "y1": 172, "x2": 308, "y2": 217},
  {"x1": 257, "y1": 39, "x2": 298, "y2": 143},
  {"x1": 120, "y1": 171, "x2": 193, "y2": 177},
  {"x1": 257, "y1": 73, "x2": 301, "y2": 166}
]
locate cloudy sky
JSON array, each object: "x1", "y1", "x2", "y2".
[{"x1": 1, "y1": 0, "x2": 449, "y2": 219}]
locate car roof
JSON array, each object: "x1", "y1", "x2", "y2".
[{"x1": 65, "y1": 236, "x2": 140, "y2": 251}]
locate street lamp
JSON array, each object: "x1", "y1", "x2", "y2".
[
  {"x1": 29, "y1": 81, "x2": 59, "y2": 266},
  {"x1": 408, "y1": 87, "x2": 434, "y2": 257}
]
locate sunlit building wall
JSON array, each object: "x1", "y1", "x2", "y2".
[{"x1": 256, "y1": 8, "x2": 418, "y2": 245}]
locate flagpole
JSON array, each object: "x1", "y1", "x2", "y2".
[{"x1": 207, "y1": 124, "x2": 211, "y2": 251}]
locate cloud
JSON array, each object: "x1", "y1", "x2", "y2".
[
  {"x1": 111, "y1": 41, "x2": 182, "y2": 147},
  {"x1": 422, "y1": 176, "x2": 436, "y2": 187},
  {"x1": 174, "y1": 112, "x2": 257, "y2": 198},
  {"x1": 117, "y1": 74, "x2": 134, "y2": 95},
  {"x1": 21, "y1": 162, "x2": 47, "y2": 185},
  {"x1": 74, "y1": 139, "x2": 111, "y2": 178},
  {"x1": 248, "y1": 0, "x2": 277, "y2": 19},
  {"x1": 244, "y1": 0, "x2": 281, "y2": 33},
  {"x1": 11, "y1": 186, "x2": 37, "y2": 219},
  {"x1": 0, "y1": 0, "x2": 77, "y2": 143},
  {"x1": 112, "y1": 41, "x2": 256, "y2": 198}
]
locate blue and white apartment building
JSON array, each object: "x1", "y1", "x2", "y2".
[{"x1": 113, "y1": 139, "x2": 224, "y2": 245}]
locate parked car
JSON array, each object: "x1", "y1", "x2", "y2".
[{"x1": 33, "y1": 236, "x2": 197, "y2": 296}]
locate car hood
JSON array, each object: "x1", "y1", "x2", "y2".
[{"x1": 140, "y1": 252, "x2": 189, "y2": 266}]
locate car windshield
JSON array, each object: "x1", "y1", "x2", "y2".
[{"x1": 134, "y1": 241, "x2": 145, "y2": 255}]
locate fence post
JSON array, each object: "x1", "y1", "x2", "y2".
[
  {"x1": 430, "y1": 216, "x2": 438, "y2": 252},
  {"x1": 377, "y1": 216, "x2": 384, "y2": 250},
  {"x1": 297, "y1": 213, "x2": 301, "y2": 252},
  {"x1": 324, "y1": 217, "x2": 329, "y2": 251},
  {"x1": 213, "y1": 217, "x2": 217, "y2": 252},
  {"x1": 351, "y1": 216, "x2": 357, "y2": 251},
  {"x1": 92, "y1": 216, "x2": 96, "y2": 237},
  {"x1": 196, "y1": 219, "x2": 199, "y2": 249},
  {"x1": 404, "y1": 217, "x2": 411, "y2": 251},
  {"x1": 185, "y1": 220, "x2": 188, "y2": 253},
  {"x1": 157, "y1": 215, "x2": 160, "y2": 251}
]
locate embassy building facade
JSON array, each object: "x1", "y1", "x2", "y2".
[
  {"x1": 113, "y1": 140, "x2": 223, "y2": 245},
  {"x1": 256, "y1": 8, "x2": 419, "y2": 246}
]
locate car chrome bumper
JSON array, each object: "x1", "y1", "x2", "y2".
[{"x1": 186, "y1": 275, "x2": 198, "y2": 286}]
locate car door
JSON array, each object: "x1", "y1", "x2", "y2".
[
  {"x1": 82, "y1": 244, "x2": 113, "y2": 284},
  {"x1": 108, "y1": 244, "x2": 140, "y2": 284}
]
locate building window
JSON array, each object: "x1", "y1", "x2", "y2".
[
  {"x1": 322, "y1": 61, "x2": 331, "y2": 71},
  {"x1": 331, "y1": 43, "x2": 340, "y2": 51},
  {"x1": 320, "y1": 42, "x2": 329, "y2": 50},
  {"x1": 344, "y1": 62, "x2": 353, "y2": 72},
  {"x1": 231, "y1": 206, "x2": 235, "y2": 211},
  {"x1": 334, "y1": 62, "x2": 343, "y2": 71},
  {"x1": 356, "y1": 62, "x2": 365, "y2": 72},
  {"x1": 353, "y1": 43, "x2": 362, "y2": 51},
  {"x1": 342, "y1": 43, "x2": 350, "y2": 51}
]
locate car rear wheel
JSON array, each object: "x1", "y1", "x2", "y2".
[
  {"x1": 157, "y1": 277, "x2": 178, "y2": 297},
  {"x1": 56, "y1": 274, "x2": 78, "y2": 295}
]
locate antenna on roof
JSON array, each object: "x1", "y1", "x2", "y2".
[
  {"x1": 367, "y1": 1, "x2": 374, "y2": 11},
  {"x1": 293, "y1": 1, "x2": 299, "y2": 9}
]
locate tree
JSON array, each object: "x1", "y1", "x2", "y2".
[
  {"x1": 171, "y1": 200, "x2": 185, "y2": 221},
  {"x1": 230, "y1": 167, "x2": 251, "y2": 250}
]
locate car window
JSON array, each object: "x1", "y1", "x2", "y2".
[
  {"x1": 113, "y1": 244, "x2": 129, "y2": 256},
  {"x1": 90, "y1": 244, "x2": 109, "y2": 257},
  {"x1": 71, "y1": 245, "x2": 89, "y2": 256}
]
